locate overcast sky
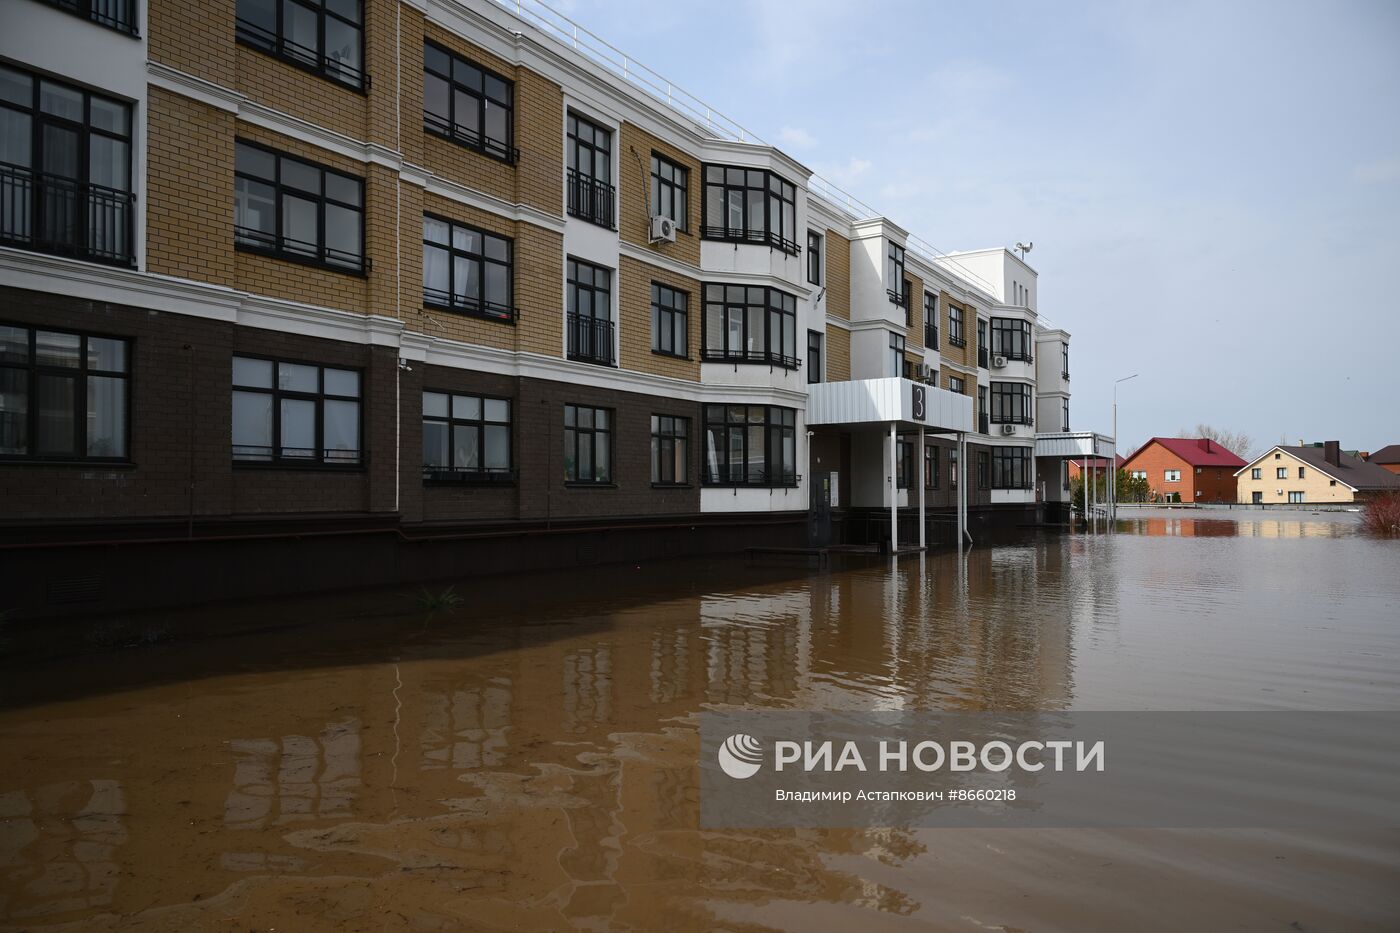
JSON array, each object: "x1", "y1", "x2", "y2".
[{"x1": 550, "y1": 0, "x2": 1400, "y2": 455}]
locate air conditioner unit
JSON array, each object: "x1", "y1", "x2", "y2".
[
  {"x1": 1000, "y1": 424, "x2": 1017, "y2": 436},
  {"x1": 648, "y1": 215, "x2": 677, "y2": 244},
  {"x1": 992, "y1": 355, "x2": 1008, "y2": 368},
  {"x1": 915, "y1": 363, "x2": 932, "y2": 380}
]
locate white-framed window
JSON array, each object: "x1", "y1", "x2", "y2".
[
  {"x1": 1251, "y1": 468, "x2": 1261, "y2": 479},
  {"x1": 1164, "y1": 469, "x2": 1181, "y2": 482},
  {"x1": 1130, "y1": 470, "x2": 1147, "y2": 480},
  {"x1": 1276, "y1": 467, "x2": 1288, "y2": 479},
  {"x1": 1288, "y1": 491, "x2": 1305, "y2": 503}
]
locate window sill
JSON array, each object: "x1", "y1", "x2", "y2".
[
  {"x1": 564, "y1": 481, "x2": 618, "y2": 488},
  {"x1": 0, "y1": 458, "x2": 135, "y2": 469},
  {"x1": 233, "y1": 460, "x2": 365, "y2": 473},
  {"x1": 236, "y1": 243, "x2": 366, "y2": 278},
  {"x1": 424, "y1": 299, "x2": 517, "y2": 325},
  {"x1": 651, "y1": 482, "x2": 693, "y2": 489}
]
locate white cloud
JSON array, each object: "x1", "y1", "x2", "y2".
[
  {"x1": 815, "y1": 157, "x2": 873, "y2": 186},
  {"x1": 777, "y1": 126, "x2": 817, "y2": 149}
]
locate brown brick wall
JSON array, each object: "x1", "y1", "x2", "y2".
[
  {"x1": 1122, "y1": 442, "x2": 1238, "y2": 503},
  {"x1": 617, "y1": 122, "x2": 701, "y2": 267},
  {"x1": 146, "y1": 89, "x2": 236, "y2": 286},
  {"x1": 825, "y1": 325, "x2": 851, "y2": 382},
  {"x1": 148, "y1": 0, "x2": 235, "y2": 86},
  {"x1": 0, "y1": 289, "x2": 395, "y2": 522},
  {"x1": 825, "y1": 229, "x2": 851, "y2": 321},
  {"x1": 617, "y1": 256, "x2": 700, "y2": 381}
]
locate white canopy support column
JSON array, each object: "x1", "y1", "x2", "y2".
[
  {"x1": 956, "y1": 431, "x2": 968, "y2": 549},
  {"x1": 917, "y1": 425, "x2": 926, "y2": 550},
  {"x1": 888, "y1": 422, "x2": 898, "y2": 552}
]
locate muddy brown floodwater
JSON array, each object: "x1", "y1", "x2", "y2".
[{"x1": 2, "y1": 511, "x2": 1399, "y2": 931}]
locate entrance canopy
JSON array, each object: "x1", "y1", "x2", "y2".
[
  {"x1": 1034, "y1": 431, "x2": 1116, "y2": 459},
  {"x1": 806, "y1": 378, "x2": 974, "y2": 433}
]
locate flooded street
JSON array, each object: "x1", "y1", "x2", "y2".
[{"x1": 2, "y1": 512, "x2": 1399, "y2": 931}]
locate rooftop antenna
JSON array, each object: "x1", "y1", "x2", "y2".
[{"x1": 1014, "y1": 241, "x2": 1033, "y2": 260}]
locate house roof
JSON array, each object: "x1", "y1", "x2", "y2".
[
  {"x1": 1369, "y1": 444, "x2": 1400, "y2": 465},
  {"x1": 1123, "y1": 437, "x2": 1248, "y2": 469},
  {"x1": 1237, "y1": 446, "x2": 1400, "y2": 490}
]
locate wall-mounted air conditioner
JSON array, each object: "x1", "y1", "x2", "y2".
[
  {"x1": 649, "y1": 215, "x2": 677, "y2": 243},
  {"x1": 992, "y1": 355, "x2": 1008, "y2": 368},
  {"x1": 1001, "y1": 424, "x2": 1017, "y2": 436}
]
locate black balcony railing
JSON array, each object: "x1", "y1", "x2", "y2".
[
  {"x1": 701, "y1": 347, "x2": 801, "y2": 371},
  {"x1": 925, "y1": 322, "x2": 937, "y2": 348},
  {"x1": 423, "y1": 466, "x2": 517, "y2": 485},
  {"x1": 235, "y1": 16, "x2": 365, "y2": 89},
  {"x1": 566, "y1": 169, "x2": 616, "y2": 229},
  {"x1": 567, "y1": 313, "x2": 616, "y2": 366},
  {"x1": 0, "y1": 164, "x2": 135, "y2": 267},
  {"x1": 979, "y1": 413, "x2": 990, "y2": 435},
  {"x1": 978, "y1": 346, "x2": 989, "y2": 368},
  {"x1": 41, "y1": 0, "x2": 138, "y2": 35}
]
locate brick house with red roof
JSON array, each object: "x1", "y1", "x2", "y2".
[{"x1": 1120, "y1": 437, "x2": 1247, "y2": 503}]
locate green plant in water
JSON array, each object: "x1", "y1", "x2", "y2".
[{"x1": 415, "y1": 586, "x2": 463, "y2": 611}]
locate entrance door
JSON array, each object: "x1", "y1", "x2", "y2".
[
  {"x1": 809, "y1": 471, "x2": 833, "y2": 546},
  {"x1": 1252, "y1": 491, "x2": 1263, "y2": 504}
]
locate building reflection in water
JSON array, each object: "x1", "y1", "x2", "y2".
[
  {"x1": 0, "y1": 780, "x2": 126, "y2": 919},
  {"x1": 420, "y1": 677, "x2": 512, "y2": 772},
  {"x1": 1125, "y1": 515, "x2": 1350, "y2": 539},
  {"x1": 223, "y1": 718, "x2": 361, "y2": 830}
]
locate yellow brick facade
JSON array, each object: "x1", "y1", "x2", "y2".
[
  {"x1": 146, "y1": 88, "x2": 236, "y2": 287},
  {"x1": 825, "y1": 326, "x2": 851, "y2": 382},
  {"x1": 617, "y1": 257, "x2": 701, "y2": 381},
  {"x1": 617, "y1": 122, "x2": 701, "y2": 268},
  {"x1": 937, "y1": 293, "x2": 978, "y2": 369},
  {"x1": 1236, "y1": 450, "x2": 1362, "y2": 504},
  {"x1": 824, "y1": 230, "x2": 851, "y2": 321}
]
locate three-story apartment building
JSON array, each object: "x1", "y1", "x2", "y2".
[{"x1": 0, "y1": 0, "x2": 1097, "y2": 614}]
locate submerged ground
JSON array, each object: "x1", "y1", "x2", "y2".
[{"x1": 1, "y1": 510, "x2": 1397, "y2": 931}]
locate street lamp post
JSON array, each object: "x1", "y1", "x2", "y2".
[{"x1": 1111, "y1": 373, "x2": 1139, "y2": 522}]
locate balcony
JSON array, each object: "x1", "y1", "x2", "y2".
[
  {"x1": 978, "y1": 346, "x2": 989, "y2": 368},
  {"x1": 979, "y1": 413, "x2": 990, "y2": 435},
  {"x1": 567, "y1": 313, "x2": 615, "y2": 366},
  {"x1": 701, "y1": 347, "x2": 801, "y2": 371},
  {"x1": 0, "y1": 165, "x2": 135, "y2": 268},
  {"x1": 924, "y1": 322, "x2": 937, "y2": 348},
  {"x1": 566, "y1": 169, "x2": 616, "y2": 230}
]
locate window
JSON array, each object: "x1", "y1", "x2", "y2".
[
  {"x1": 701, "y1": 284, "x2": 799, "y2": 369},
  {"x1": 423, "y1": 42, "x2": 514, "y2": 162},
  {"x1": 807, "y1": 230, "x2": 823, "y2": 285},
  {"x1": 978, "y1": 385, "x2": 988, "y2": 432},
  {"x1": 950, "y1": 449, "x2": 959, "y2": 490},
  {"x1": 976, "y1": 318, "x2": 988, "y2": 368},
  {"x1": 1298, "y1": 467, "x2": 1306, "y2": 479},
  {"x1": 37, "y1": 0, "x2": 139, "y2": 35},
  {"x1": 0, "y1": 65, "x2": 134, "y2": 266},
  {"x1": 564, "y1": 404, "x2": 611, "y2": 483},
  {"x1": 990, "y1": 381, "x2": 1033, "y2": 425},
  {"x1": 703, "y1": 404, "x2": 797, "y2": 486},
  {"x1": 651, "y1": 283, "x2": 688, "y2": 358},
  {"x1": 1288, "y1": 491, "x2": 1305, "y2": 504},
  {"x1": 1062, "y1": 398, "x2": 1070, "y2": 432},
  {"x1": 1130, "y1": 470, "x2": 1147, "y2": 480},
  {"x1": 0, "y1": 324, "x2": 128, "y2": 461},
  {"x1": 236, "y1": 0, "x2": 364, "y2": 89},
  {"x1": 991, "y1": 447, "x2": 1032, "y2": 489},
  {"x1": 925, "y1": 445, "x2": 939, "y2": 489},
  {"x1": 889, "y1": 332, "x2": 905, "y2": 377},
  {"x1": 1165, "y1": 469, "x2": 1181, "y2": 483},
  {"x1": 924, "y1": 293, "x2": 938, "y2": 348},
  {"x1": 567, "y1": 259, "x2": 614, "y2": 366},
  {"x1": 235, "y1": 140, "x2": 363, "y2": 272},
  {"x1": 231, "y1": 356, "x2": 361, "y2": 465},
  {"x1": 423, "y1": 216, "x2": 513, "y2": 321},
  {"x1": 701, "y1": 165, "x2": 798, "y2": 253},
  {"x1": 422, "y1": 391, "x2": 511, "y2": 482},
  {"x1": 1062, "y1": 342, "x2": 1070, "y2": 380},
  {"x1": 990, "y1": 317, "x2": 1033, "y2": 361},
  {"x1": 896, "y1": 436, "x2": 913, "y2": 489},
  {"x1": 887, "y1": 241, "x2": 906, "y2": 306},
  {"x1": 1276, "y1": 467, "x2": 1288, "y2": 480},
  {"x1": 948, "y1": 375, "x2": 966, "y2": 394},
  {"x1": 948, "y1": 304, "x2": 966, "y2": 347},
  {"x1": 977, "y1": 451, "x2": 990, "y2": 489},
  {"x1": 807, "y1": 330, "x2": 823, "y2": 384},
  {"x1": 651, "y1": 415, "x2": 689, "y2": 485},
  {"x1": 1274, "y1": 453, "x2": 1281, "y2": 459},
  {"x1": 1251, "y1": 468, "x2": 1262, "y2": 479},
  {"x1": 650, "y1": 153, "x2": 688, "y2": 230},
  {"x1": 566, "y1": 113, "x2": 614, "y2": 228}
]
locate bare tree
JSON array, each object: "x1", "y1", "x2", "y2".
[{"x1": 1177, "y1": 424, "x2": 1256, "y2": 460}]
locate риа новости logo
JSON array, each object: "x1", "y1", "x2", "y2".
[{"x1": 718, "y1": 733, "x2": 764, "y2": 779}]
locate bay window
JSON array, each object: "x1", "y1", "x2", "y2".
[
  {"x1": 990, "y1": 381, "x2": 1033, "y2": 425},
  {"x1": 701, "y1": 165, "x2": 798, "y2": 254},
  {"x1": 702, "y1": 284, "x2": 798, "y2": 369},
  {"x1": 703, "y1": 405, "x2": 797, "y2": 487},
  {"x1": 991, "y1": 447, "x2": 1032, "y2": 489},
  {"x1": 990, "y1": 317, "x2": 1033, "y2": 361}
]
